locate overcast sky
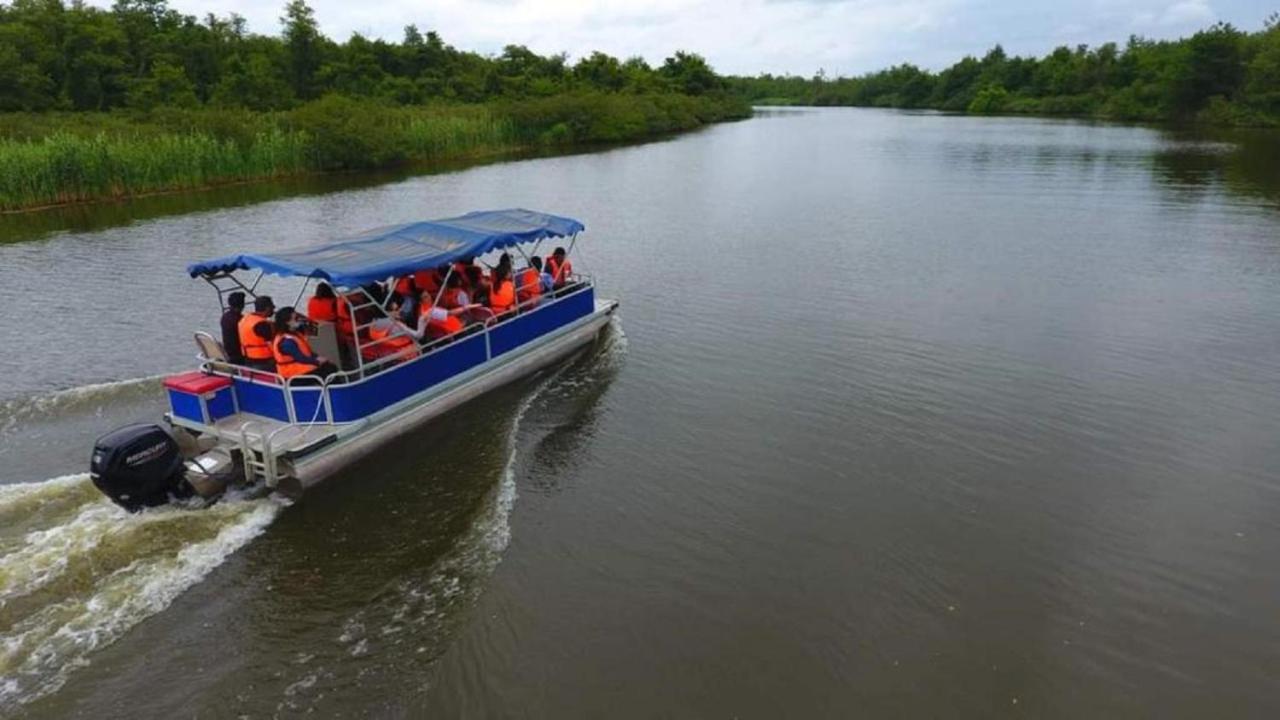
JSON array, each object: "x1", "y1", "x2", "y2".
[{"x1": 96, "y1": 0, "x2": 1275, "y2": 76}]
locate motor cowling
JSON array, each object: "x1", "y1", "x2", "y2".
[{"x1": 90, "y1": 423, "x2": 192, "y2": 511}]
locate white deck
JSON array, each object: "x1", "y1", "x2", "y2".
[{"x1": 210, "y1": 412, "x2": 347, "y2": 456}]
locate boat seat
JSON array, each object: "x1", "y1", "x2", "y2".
[
  {"x1": 194, "y1": 331, "x2": 239, "y2": 374},
  {"x1": 194, "y1": 331, "x2": 227, "y2": 362}
]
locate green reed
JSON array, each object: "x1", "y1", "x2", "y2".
[{"x1": 0, "y1": 94, "x2": 747, "y2": 211}]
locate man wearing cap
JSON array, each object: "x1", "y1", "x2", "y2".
[
  {"x1": 220, "y1": 291, "x2": 246, "y2": 364},
  {"x1": 238, "y1": 295, "x2": 277, "y2": 371}
]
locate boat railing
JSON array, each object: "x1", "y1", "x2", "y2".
[{"x1": 197, "y1": 279, "x2": 596, "y2": 428}]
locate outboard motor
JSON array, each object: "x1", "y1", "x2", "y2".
[{"x1": 90, "y1": 423, "x2": 194, "y2": 511}]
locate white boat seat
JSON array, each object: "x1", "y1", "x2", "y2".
[
  {"x1": 194, "y1": 331, "x2": 243, "y2": 376},
  {"x1": 194, "y1": 331, "x2": 228, "y2": 362}
]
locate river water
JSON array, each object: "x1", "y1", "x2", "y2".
[{"x1": 1, "y1": 108, "x2": 1278, "y2": 717}]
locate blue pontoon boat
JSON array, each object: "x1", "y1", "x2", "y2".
[{"x1": 89, "y1": 209, "x2": 618, "y2": 510}]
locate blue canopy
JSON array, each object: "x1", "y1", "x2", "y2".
[{"x1": 188, "y1": 208, "x2": 584, "y2": 288}]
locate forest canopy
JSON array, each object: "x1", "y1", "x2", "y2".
[
  {"x1": 728, "y1": 15, "x2": 1280, "y2": 126},
  {"x1": 0, "y1": 0, "x2": 731, "y2": 112}
]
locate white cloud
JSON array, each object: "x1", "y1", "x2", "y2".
[{"x1": 1157, "y1": 0, "x2": 1215, "y2": 27}]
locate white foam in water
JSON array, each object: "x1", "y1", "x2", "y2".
[
  {"x1": 0, "y1": 472, "x2": 283, "y2": 711},
  {"x1": 0, "y1": 374, "x2": 168, "y2": 433}
]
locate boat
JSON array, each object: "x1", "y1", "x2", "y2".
[{"x1": 89, "y1": 209, "x2": 618, "y2": 511}]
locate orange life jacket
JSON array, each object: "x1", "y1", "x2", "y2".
[
  {"x1": 366, "y1": 322, "x2": 420, "y2": 360},
  {"x1": 420, "y1": 305, "x2": 464, "y2": 337},
  {"x1": 238, "y1": 312, "x2": 273, "y2": 361},
  {"x1": 547, "y1": 256, "x2": 572, "y2": 287},
  {"x1": 336, "y1": 293, "x2": 359, "y2": 338},
  {"x1": 440, "y1": 287, "x2": 465, "y2": 309},
  {"x1": 307, "y1": 296, "x2": 338, "y2": 323},
  {"x1": 271, "y1": 332, "x2": 318, "y2": 379},
  {"x1": 517, "y1": 268, "x2": 542, "y2": 303},
  {"x1": 394, "y1": 276, "x2": 415, "y2": 298},
  {"x1": 414, "y1": 270, "x2": 439, "y2": 296},
  {"x1": 490, "y1": 280, "x2": 515, "y2": 314}
]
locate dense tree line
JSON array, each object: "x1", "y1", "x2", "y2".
[
  {"x1": 0, "y1": 0, "x2": 730, "y2": 112},
  {"x1": 729, "y1": 16, "x2": 1280, "y2": 125}
]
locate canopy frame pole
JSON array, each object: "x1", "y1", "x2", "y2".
[
  {"x1": 248, "y1": 270, "x2": 265, "y2": 294},
  {"x1": 343, "y1": 290, "x2": 366, "y2": 379},
  {"x1": 431, "y1": 266, "x2": 454, "y2": 309},
  {"x1": 202, "y1": 271, "x2": 260, "y2": 311},
  {"x1": 292, "y1": 276, "x2": 313, "y2": 311},
  {"x1": 514, "y1": 243, "x2": 533, "y2": 266},
  {"x1": 562, "y1": 233, "x2": 580, "y2": 285}
]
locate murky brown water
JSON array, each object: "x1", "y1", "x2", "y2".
[{"x1": 1, "y1": 109, "x2": 1278, "y2": 718}]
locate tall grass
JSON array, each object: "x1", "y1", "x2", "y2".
[
  {"x1": 0, "y1": 93, "x2": 748, "y2": 211},
  {"x1": 0, "y1": 130, "x2": 310, "y2": 210}
]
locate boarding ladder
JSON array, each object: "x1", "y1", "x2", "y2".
[{"x1": 238, "y1": 421, "x2": 281, "y2": 488}]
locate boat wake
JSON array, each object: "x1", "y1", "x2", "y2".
[
  {"x1": 0, "y1": 474, "x2": 282, "y2": 711},
  {"x1": 0, "y1": 375, "x2": 166, "y2": 436},
  {"x1": 273, "y1": 321, "x2": 627, "y2": 715}
]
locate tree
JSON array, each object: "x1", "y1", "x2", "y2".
[
  {"x1": 211, "y1": 52, "x2": 293, "y2": 109},
  {"x1": 1170, "y1": 22, "x2": 1245, "y2": 114},
  {"x1": 127, "y1": 59, "x2": 198, "y2": 108},
  {"x1": 281, "y1": 0, "x2": 321, "y2": 99},
  {"x1": 660, "y1": 51, "x2": 722, "y2": 94},
  {"x1": 574, "y1": 51, "x2": 625, "y2": 91}
]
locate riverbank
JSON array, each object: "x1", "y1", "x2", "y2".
[
  {"x1": 730, "y1": 19, "x2": 1280, "y2": 128},
  {"x1": 0, "y1": 92, "x2": 750, "y2": 213}
]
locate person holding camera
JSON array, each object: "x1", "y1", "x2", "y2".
[{"x1": 271, "y1": 306, "x2": 337, "y2": 382}]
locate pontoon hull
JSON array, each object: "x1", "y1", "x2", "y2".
[{"x1": 285, "y1": 299, "x2": 617, "y2": 490}]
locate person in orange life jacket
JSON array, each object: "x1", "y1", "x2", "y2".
[
  {"x1": 547, "y1": 247, "x2": 573, "y2": 288},
  {"x1": 307, "y1": 282, "x2": 339, "y2": 323},
  {"x1": 393, "y1": 274, "x2": 417, "y2": 308},
  {"x1": 363, "y1": 307, "x2": 420, "y2": 362},
  {"x1": 530, "y1": 256, "x2": 554, "y2": 293},
  {"x1": 337, "y1": 283, "x2": 386, "y2": 341},
  {"x1": 489, "y1": 265, "x2": 516, "y2": 315},
  {"x1": 392, "y1": 275, "x2": 421, "y2": 324},
  {"x1": 516, "y1": 260, "x2": 543, "y2": 305},
  {"x1": 453, "y1": 259, "x2": 474, "y2": 288},
  {"x1": 410, "y1": 291, "x2": 476, "y2": 341},
  {"x1": 439, "y1": 272, "x2": 470, "y2": 309},
  {"x1": 271, "y1": 307, "x2": 336, "y2": 381},
  {"x1": 220, "y1": 291, "x2": 246, "y2": 364},
  {"x1": 420, "y1": 266, "x2": 445, "y2": 294},
  {"x1": 238, "y1": 295, "x2": 276, "y2": 370},
  {"x1": 465, "y1": 265, "x2": 488, "y2": 305}
]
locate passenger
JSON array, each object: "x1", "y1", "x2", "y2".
[
  {"x1": 465, "y1": 265, "x2": 488, "y2": 303},
  {"x1": 547, "y1": 247, "x2": 573, "y2": 288},
  {"x1": 365, "y1": 315, "x2": 419, "y2": 363},
  {"x1": 531, "y1": 256, "x2": 554, "y2": 293},
  {"x1": 335, "y1": 291, "x2": 355, "y2": 339},
  {"x1": 337, "y1": 285, "x2": 381, "y2": 340},
  {"x1": 238, "y1": 295, "x2": 276, "y2": 370},
  {"x1": 516, "y1": 261, "x2": 542, "y2": 305},
  {"x1": 392, "y1": 276, "x2": 419, "y2": 324},
  {"x1": 416, "y1": 302, "x2": 469, "y2": 340},
  {"x1": 489, "y1": 266, "x2": 516, "y2": 316},
  {"x1": 392, "y1": 275, "x2": 417, "y2": 306},
  {"x1": 439, "y1": 272, "x2": 470, "y2": 309},
  {"x1": 414, "y1": 267, "x2": 442, "y2": 297},
  {"x1": 220, "y1": 291, "x2": 246, "y2": 364},
  {"x1": 307, "y1": 282, "x2": 339, "y2": 323},
  {"x1": 453, "y1": 259, "x2": 473, "y2": 288},
  {"x1": 271, "y1": 307, "x2": 337, "y2": 381}
]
